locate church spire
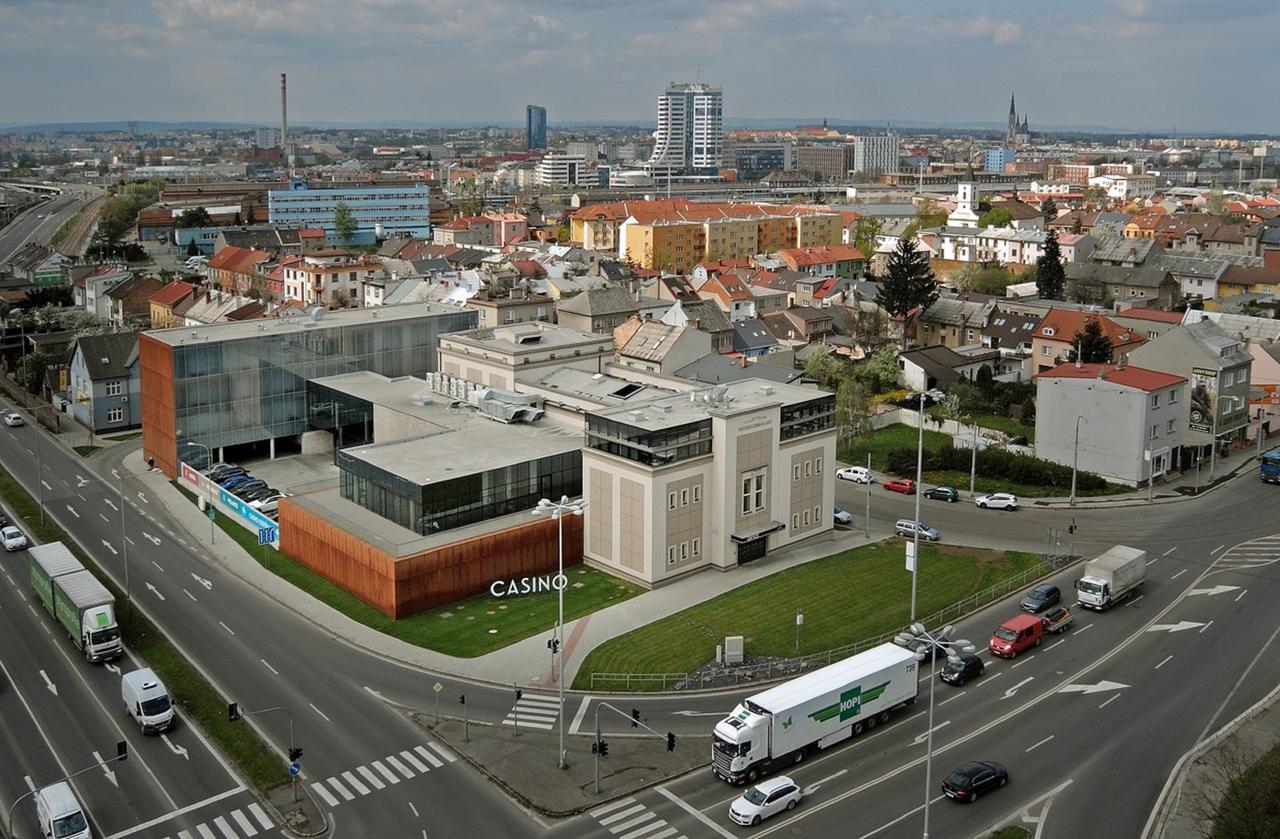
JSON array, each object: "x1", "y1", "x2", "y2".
[{"x1": 1009, "y1": 93, "x2": 1016, "y2": 117}]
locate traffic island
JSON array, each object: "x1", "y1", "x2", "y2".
[
  {"x1": 265, "y1": 784, "x2": 328, "y2": 838},
  {"x1": 415, "y1": 714, "x2": 704, "y2": 817}
]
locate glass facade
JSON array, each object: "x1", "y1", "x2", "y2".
[
  {"x1": 339, "y1": 448, "x2": 581, "y2": 536},
  {"x1": 172, "y1": 310, "x2": 476, "y2": 464},
  {"x1": 585, "y1": 415, "x2": 713, "y2": 467},
  {"x1": 779, "y1": 395, "x2": 835, "y2": 441}
]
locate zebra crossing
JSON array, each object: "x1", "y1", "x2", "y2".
[
  {"x1": 158, "y1": 802, "x2": 275, "y2": 839},
  {"x1": 589, "y1": 796, "x2": 686, "y2": 839},
  {"x1": 501, "y1": 693, "x2": 562, "y2": 730},
  {"x1": 308, "y1": 742, "x2": 457, "y2": 807},
  {"x1": 1215, "y1": 535, "x2": 1280, "y2": 571}
]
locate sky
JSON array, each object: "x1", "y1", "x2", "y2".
[{"x1": 2, "y1": 0, "x2": 1278, "y2": 133}]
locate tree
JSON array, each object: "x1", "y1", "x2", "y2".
[
  {"x1": 977, "y1": 207, "x2": 1014, "y2": 228},
  {"x1": 851, "y1": 217, "x2": 882, "y2": 260},
  {"x1": 1082, "y1": 185, "x2": 1107, "y2": 203},
  {"x1": 914, "y1": 198, "x2": 947, "y2": 230},
  {"x1": 975, "y1": 364, "x2": 996, "y2": 401},
  {"x1": 1205, "y1": 189, "x2": 1228, "y2": 216},
  {"x1": 803, "y1": 350, "x2": 840, "y2": 388},
  {"x1": 1068, "y1": 317, "x2": 1113, "y2": 364},
  {"x1": 1040, "y1": 197, "x2": 1058, "y2": 220},
  {"x1": 835, "y1": 376, "x2": 872, "y2": 440},
  {"x1": 952, "y1": 262, "x2": 1015, "y2": 294},
  {"x1": 333, "y1": 200, "x2": 358, "y2": 241},
  {"x1": 186, "y1": 240, "x2": 201, "y2": 257},
  {"x1": 1036, "y1": 229, "x2": 1066, "y2": 300},
  {"x1": 875, "y1": 235, "x2": 939, "y2": 334},
  {"x1": 175, "y1": 207, "x2": 211, "y2": 229},
  {"x1": 16, "y1": 351, "x2": 53, "y2": 393}
]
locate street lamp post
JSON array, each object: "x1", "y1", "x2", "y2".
[
  {"x1": 1070, "y1": 416, "x2": 1087, "y2": 507},
  {"x1": 119, "y1": 471, "x2": 130, "y2": 616},
  {"x1": 533, "y1": 495, "x2": 586, "y2": 771},
  {"x1": 968, "y1": 419, "x2": 978, "y2": 498},
  {"x1": 910, "y1": 391, "x2": 925, "y2": 621},
  {"x1": 895, "y1": 624, "x2": 975, "y2": 839}
]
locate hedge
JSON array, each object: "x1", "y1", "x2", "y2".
[{"x1": 885, "y1": 443, "x2": 1108, "y2": 492}]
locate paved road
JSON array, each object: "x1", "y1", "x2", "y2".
[{"x1": 0, "y1": 187, "x2": 96, "y2": 264}]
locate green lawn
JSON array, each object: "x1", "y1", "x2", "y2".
[
  {"x1": 179, "y1": 484, "x2": 644, "y2": 656},
  {"x1": 72, "y1": 445, "x2": 101, "y2": 457},
  {"x1": 103, "y1": 431, "x2": 144, "y2": 441},
  {"x1": 928, "y1": 406, "x2": 1035, "y2": 443},
  {"x1": 840, "y1": 423, "x2": 952, "y2": 471},
  {"x1": 573, "y1": 542, "x2": 1045, "y2": 690},
  {"x1": 924, "y1": 469, "x2": 1131, "y2": 498}
]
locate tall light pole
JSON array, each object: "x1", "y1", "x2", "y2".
[
  {"x1": 895, "y1": 624, "x2": 975, "y2": 839},
  {"x1": 968, "y1": 418, "x2": 978, "y2": 498},
  {"x1": 909, "y1": 390, "x2": 926, "y2": 621},
  {"x1": 533, "y1": 495, "x2": 586, "y2": 771},
  {"x1": 119, "y1": 470, "x2": 131, "y2": 616},
  {"x1": 1069, "y1": 415, "x2": 1087, "y2": 507}
]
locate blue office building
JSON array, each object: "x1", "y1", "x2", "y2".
[
  {"x1": 984, "y1": 148, "x2": 1015, "y2": 174},
  {"x1": 526, "y1": 105, "x2": 547, "y2": 150},
  {"x1": 267, "y1": 181, "x2": 431, "y2": 245}
]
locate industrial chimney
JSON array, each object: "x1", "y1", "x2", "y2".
[{"x1": 280, "y1": 72, "x2": 289, "y2": 170}]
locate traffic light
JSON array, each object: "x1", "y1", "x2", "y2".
[
  {"x1": 228, "y1": 702, "x2": 240, "y2": 721},
  {"x1": 591, "y1": 740, "x2": 599, "y2": 755},
  {"x1": 117, "y1": 741, "x2": 128, "y2": 762},
  {"x1": 547, "y1": 637, "x2": 560, "y2": 653},
  {"x1": 599, "y1": 740, "x2": 609, "y2": 757},
  {"x1": 667, "y1": 732, "x2": 676, "y2": 752},
  {"x1": 515, "y1": 688, "x2": 523, "y2": 702},
  {"x1": 288, "y1": 747, "x2": 304, "y2": 762},
  {"x1": 459, "y1": 694, "x2": 466, "y2": 706},
  {"x1": 631, "y1": 708, "x2": 640, "y2": 728}
]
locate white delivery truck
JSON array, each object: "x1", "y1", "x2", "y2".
[
  {"x1": 1075, "y1": 545, "x2": 1147, "y2": 610},
  {"x1": 712, "y1": 643, "x2": 919, "y2": 784},
  {"x1": 29, "y1": 542, "x2": 122, "y2": 662},
  {"x1": 122, "y1": 668, "x2": 175, "y2": 734}
]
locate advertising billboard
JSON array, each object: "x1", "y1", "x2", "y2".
[{"x1": 1189, "y1": 367, "x2": 1218, "y2": 433}]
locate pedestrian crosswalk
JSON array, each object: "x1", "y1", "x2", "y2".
[
  {"x1": 308, "y1": 742, "x2": 457, "y2": 807},
  {"x1": 502, "y1": 693, "x2": 562, "y2": 730},
  {"x1": 590, "y1": 797, "x2": 685, "y2": 839},
  {"x1": 159, "y1": 802, "x2": 275, "y2": 839}
]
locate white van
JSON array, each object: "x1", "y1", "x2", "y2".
[
  {"x1": 35, "y1": 782, "x2": 91, "y2": 839},
  {"x1": 121, "y1": 668, "x2": 175, "y2": 734}
]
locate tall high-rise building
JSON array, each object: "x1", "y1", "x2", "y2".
[
  {"x1": 852, "y1": 134, "x2": 901, "y2": 178},
  {"x1": 526, "y1": 105, "x2": 547, "y2": 151},
  {"x1": 646, "y1": 82, "x2": 723, "y2": 175}
]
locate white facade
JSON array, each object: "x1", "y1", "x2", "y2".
[
  {"x1": 947, "y1": 183, "x2": 982, "y2": 228},
  {"x1": 536, "y1": 154, "x2": 586, "y2": 187},
  {"x1": 933, "y1": 226, "x2": 1050, "y2": 266},
  {"x1": 853, "y1": 134, "x2": 901, "y2": 177},
  {"x1": 647, "y1": 82, "x2": 724, "y2": 174},
  {"x1": 1088, "y1": 174, "x2": 1158, "y2": 201}
]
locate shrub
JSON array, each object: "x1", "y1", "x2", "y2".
[{"x1": 886, "y1": 443, "x2": 1107, "y2": 491}]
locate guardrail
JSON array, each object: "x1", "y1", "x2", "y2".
[{"x1": 588, "y1": 555, "x2": 1073, "y2": 692}]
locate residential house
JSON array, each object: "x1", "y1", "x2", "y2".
[
  {"x1": 556, "y1": 286, "x2": 640, "y2": 334},
  {"x1": 931, "y1": 226, "x2": 1054, "y2": 266},
  {"x1": 281, "y1": 252, "x2": 385, "y2": 308},
  {"x1": 777, "y1": 244, "x2": 866, "y2": 279},
  {"x1": 1088, "y1": 237, "x2": 1157, "y2": 268},
  {"x1": 614, "y1": 319, "x2": 712, "y2": 375},
  {"x1": 1035, "y1": 363, "x2": 1187, "y2": 486},
  {"x1": 661, "y1": 298, "x2": 735, "y2": 354},
  {"x1": 730, "y1": 318, "x2": 778, "y2": 359},
  {"x1": 918, "y1": 297, "x2": 997, "y2": 349},
  {"x1": 5, "y1": 242, "x2": 65, "y2": 287},
  {"x1": 1110, "y1": 307, "x2": 1185, "y2": 341},
  {"x1": 67, "y1": 331, "x2": 142, "y2": 433},
  {"x1": 897, "y1": 344, "x2": 999, "y2": 392},
  {"x1": 212, "y1": 226, "x2": 326, "y2": 257},
  {"x1": 697, "y1": 270, "x2": 756, "y2": 320},
  {"x1": 1215, "y1": 264, "x2": 1280, "y2": 299},
  {"x1": 148, "y1": 281, "x2": 199, "y2": 329},
  {"x1": 104, "y1": 275, "x2": 165, "y2": 328},
  {"x1": 760, "y1": 307, "x2": 833, "y2": 346},
  {"x1": 1055, "y1": 232, "x2": 1094, "y2": 264},
  {"x1": 1030, "y1": 309, "x2": 1145, "y2": 375},
  {"x1": 1064, "y1": 263, "x2": 1181, "y2": 309},
  {"x1": 207, "y1": 246, "x2": 272, "y2": 296},
  {"x1": 991, "y1": 200, "x2": 1044, "y2": 230},
  {"x1": 1127, "y1": 319, "x2": 1254, "y2": 461},
  {"x1": 465, "y1": 290, "x2": 553, "y2": 328}
]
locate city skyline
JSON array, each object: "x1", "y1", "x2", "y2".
[{"x1": 1, "y1": 0, "x2": 1279, "y2": 133}]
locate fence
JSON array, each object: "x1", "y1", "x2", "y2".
[{"x1": 587, "y1": 554, "x2": 1076, "y2": 693}]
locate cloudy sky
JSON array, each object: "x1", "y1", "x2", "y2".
[{"x1": 2, "y1": 0, "x2": 1277, "y2": 132}]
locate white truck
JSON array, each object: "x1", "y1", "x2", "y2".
[
  {"x1": 1075, "y1": 545, "x2": 1147, "y2": 610},
  {"x1": 712, "y1": 643, "x2": 919, "y2": 784},
  {"x1": 29, "y1": 542, "x2": 122, "y2": 662},
  {"x1": 122, "y1": 668, "x2": 175, "y2": 734}
]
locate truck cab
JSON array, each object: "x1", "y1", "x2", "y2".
[
  {"x1": 1075, "y1": 575, "x2": 1110, "y2": 609},
  {"x1": 713, "y1": 703, "x2": 771, "y2": 784},
  {"x1": 82, "y1": 604, "x2": 121, "y2": 662}
]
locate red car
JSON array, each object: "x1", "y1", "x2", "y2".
[{"x1": 884, "y1": 477, "x2": 917, "y2": 494}]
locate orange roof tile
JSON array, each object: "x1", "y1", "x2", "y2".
[{"x1": 1038, "y1": 362, "x2": 1185, "y2": 392}]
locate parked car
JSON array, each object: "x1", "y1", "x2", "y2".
[
  {"x1": 2, "y1": 411, "x2": 24, "y2": 427},
  {"x1": 832, "y1": 506, "x2": 853, "y2": 525},
  {"x1": 939, "y1": 653, "x2": 986, "y2": 686},
  {"x1": 205, "y1": 465, "x2": 243, "y2": 481},
  {"x1": 975, "y1": 492, "x2": 1019, "y2": 510},
  {"x1": 728, "y1": 776, "x2": 802, "y2": 826},
  {"x1": 942, "y1": 760, "x2": 1008, "y2": 802},
  {"x1": 1019, "y1": 584, "x2": 1061, "y2": 614},
  {"x1": 220, "y1": 474, "x2": 255, "y2": 490},
  {"x1": 2, "y1": 525, "x2": 29, "y2": 552},
  {"x1": 231, "y1": 480, "x2": 268, "y2": 497},
  {"x1": 250, "y1": 493, "x2": 286, "y2": 513},
  {"x1": 894, "y1": 518, "x2": 939, "y2": 541},
  {"x1": 836, "y1": 466, "x2": 873, "y2": 484},
  {"x1": 241, "y1": 486, "x2": 278, "y2": 502},
  {"x1": 924, "y1": 485, "x2": 959, "y2": 503},
  {"x1": 989, "y1": 613, "x2": 1043, "y2": 658},
  {"x1": 884, "y1": 477, "x2": 917, "y2": 494}
]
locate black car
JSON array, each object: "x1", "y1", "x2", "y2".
[
  {"x1": 206, "y1": 466, "x2": 245, "y2": 482},
  {"x1": 231, "y1": 480, "x2": 268, "y2": 498},
  {"x1": 924, "y1": 486, "x2": 959, "y2": 503},
  {"x1": 942, "y1": 761, "x2": 1008, "y2": 802},
  {"x1": 1020, "y1": 584, "x2": 1061, "y2": 614},
  {"x1": 939, "y1": 653, "x2": 985, "y2": 686},
  {"x1": 240, "y1": 486, "x2": 278, "y2": 502}
]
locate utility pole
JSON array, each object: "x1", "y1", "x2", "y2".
[
  {"x1": 969, "y1": 420, "x2": 978, "y2": 497},
  {"x1": 909, "y1": 391, "x2": 925, "y2": 622},
  {"x1": 1070, "y1": 416, "x2": 1087, "y2": 506},
  {"x1": 863, "y1": 452, "x2": 871, "y2": 539}
]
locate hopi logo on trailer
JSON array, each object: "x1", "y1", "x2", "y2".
[
  {"x1": 489, "y1": 574, "x2": 569, "y2": 598},
  {"x1": 808, "y1": 681, "x2": 891, "y2": 724}
]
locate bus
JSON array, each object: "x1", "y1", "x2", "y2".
[{"x1": 1262, "y1": 448, "x2": 1280, "y2": 484}]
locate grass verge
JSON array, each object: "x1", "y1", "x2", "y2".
[
  {"x1": 103, "y1": 431, "x2": 143, "y2": 441},
  {"x1": 1213, "y1": 738, "x2": 1280, "y2": 838},
  {"x1": 72, "y1": 445, "x2": 101, "y2": 457},
  {"x1": 174, "y1": 484, "x2": 644, "y2": 657},
  {"x1": 928, "y1": 406, "x2": 1035, "y2": 443},
  {"x1": 573, "y1": 541, "x2": 1045, "y2": 690},
  {"x1": 0, "y1": 470, "x2": 283, "y2": 791}
]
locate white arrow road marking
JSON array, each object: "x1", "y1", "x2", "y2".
[
  {"x1": 911, "y1": 720, "x2": 950, "y2": 745},
  {"x1": 103, "y1": 497, "x2": 117, "y2": 511},
  {"x1": 1188, "y1": 585, "x2": 1240, "y2": 597},
  {"x1": 143, "y1": 532, "x2": 160, "y2": 546},
  {"x1": 1058, "y1": 680, "x2": 1130, "y2": 695},
  {"x1": 671, "y1": 710, "x2": 727, "y2": 717},
  {"x1": 145, "y1": 582, "x2": 165, "y2": 601},
  {"x1": 137, "y1": 492, "x2": 149, "y2": 504},
  {"x1": 104, "y1": 662, "x2": 120, "y2": 675},
  {"x1": 162, "y1": 734, "x2": 189, "y2": 759},
  {"x1": 111, "y1": 469, "x2": 120, "y2": 479},
  {"x1": 1002, "y1": 677, "x2": 1034, "y2": 699},
  {"x1": 151, "y1": 560, "x2": 164, "y2": 572},
  {"x1": 101, "y1": 539, "x2": 117, "y2": 556},
  {"x1": 92, "y1": 751, "x2": 118, "y2": 787},
  {"x1": 75, "y1": 474, "x2": 88, "y2": 487},
  {"x1": 191, "y1": 573, "x2": 212, "y2": 590},
  {"x1": 39, "y1": 670, "x2": 57, "y2": 696},
  {"x1": 65, "y1": 505, "x2": 79, "y2": 518},
  {"x1": 803, "y1": 769, "x2": 848, "y2": 795},
  {"x1": 1147, "y1": 621, "x2": 1206, "y2": 634}
]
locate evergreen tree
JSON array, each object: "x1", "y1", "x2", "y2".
[
  {"x1": 1036, "y1": 229, "x2": 1066, "y2": 300},
  {"x1": 1040, "y1": 197, "x2": 1058, "y2": 220},
  {"x1": 875, "y1": 234, "x2": 939, "y2": 327},
  {"x1": 333, "y1": 200, "x2": 358, "y2": 241},
  {"x1": 1067, "y1": 317, "x2": 1113, "y2": 364}
]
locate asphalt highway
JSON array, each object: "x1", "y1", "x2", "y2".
[{"x1": 0, "y1": 188, "x2": 95, "y2": 265}]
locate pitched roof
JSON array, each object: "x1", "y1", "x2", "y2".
[
  {"x1": 921, "y1": 297, "x2": 997, "y2": 328},
  {"x1": 898, "y1": 345, "x2": 972, "y2": 385},
  {"x1": 778, "y1": 244, "x2": 865, "y2": 267},
  {"x1": 72, "y1": 331, "x2": 140, "y2": 380},
  {"x1": 1115, "y1": 307, "x2": 1183, "y2": 324},
  {"x1": 148, "y1": 280, "x2": 198, "y2": 308},
  {"x1": 105, "y1": 274, "x2": 166, "y2": 302},
  {"x1": 984, "y1": 307, "x2": 1043, "y2": 350},
  {"x1": 620, "y1": 321, "x2": 688, "y2": 361},
  {"x1": 1037, "y1": 362, "x2": 1186, "y2": 392},
  {"x1": 1033, "y1": 309, "x2": 1144, "y2": 348},
  {"x1": 731, "y1": 318, "x2": 777, "y2": 353},
  {"x1": 675, "y1": 298, "x2": 733, "y2": 334},
  {"x1": 1065, "y1": 262, "x2": 1173, "y2": 289},
  {"x1": 208, "y1": 245, "x2": 271, "y2": 275},
  {"x1": 557, "y1": 286, "x2": 638, "y2": 317},
  {"x1": 992, "y1": 200, "x2": 1043, "y2": 221},
  {"x1": 675, "y1": 354, "x2": 802, "y2": 385}
]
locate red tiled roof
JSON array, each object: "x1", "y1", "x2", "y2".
[
  {"x1": 778, "y1": 244, "x2": 865, "y2": 267},
  {"x1": 148, "y1": 280, "x2": 198, "y2": 308},
  {"x1": 1033, "y1": 309, "x2": 1144, "y2": 348},
  {"x1": 208, "y1": 246, "x2": 270, "y2": 275},
  {"x1": 1117, "y1": 308, "x2": 1183, "y2": 324},
  {"x1": 513, "y1": 259, "x2": 546, "y2": 278},
  {"x1": 1038, "y1": 362, "x2": 1186, "y2": 392}
]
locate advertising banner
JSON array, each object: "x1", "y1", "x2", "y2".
[{"x1": 1189, "y1": 367, "x2": 1218, "y2": 433}]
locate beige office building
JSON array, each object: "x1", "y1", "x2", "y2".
[
  {"x1": 437, "y1": 322, "x2": 613, "y2": 390},
  {"x1": 583, "y1": 379, "x2": 836, "y2": 586}
]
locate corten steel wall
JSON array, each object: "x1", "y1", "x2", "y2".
[
  {"x1": 139, "y1": 336, "x2": 178, "y2": 477},
  {"x1": 278, "y1": 500, "x2": 585, "y2": 618}
]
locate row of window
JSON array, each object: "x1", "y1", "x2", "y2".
[
  {"x1": 1151, "y1": 419, "x2": 1176, "y2": 438},
  {"x1": 792, "y1": 457, "x2": 824, "y2": 481},
  {"x1": 665, "y1": 538, "x2": 703, "y2": 566},
  {"x1": 791, "y1": 506, "x2": 822, "y2": 530},
  {"x1": 667, "y1": 483, "x2": 704, "y2": 511},
  {"x1": 1151, "y1": 389, "x2": 1180, "y2": 408}
]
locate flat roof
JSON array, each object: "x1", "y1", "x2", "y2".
[
  {"x1": 143, "y1": 301, "x2": 466, "y2": 347},
  {"x1": 440, "y1": 321, "x2": 611, "y2": 354},
  {"x1": 517, "y1": 367, "x2": 671, "y2": 407},
  {"x1": 590, "y1": 377, "x2": 828, "y2": 431}
]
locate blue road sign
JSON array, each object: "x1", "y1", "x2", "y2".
[
  {"x1": 258, "y1": 527, "x2": 278, "y2": 545},
  {"x1": 289, "y1": 761, "x2": 301, "y2": 777}
]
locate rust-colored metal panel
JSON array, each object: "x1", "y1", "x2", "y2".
[
  {"x1": 139, "y1": 336, "x2": 177, "y2": 477},
  {"x1": 278, "y1": 499, "x2": 398, "y2": 616}
]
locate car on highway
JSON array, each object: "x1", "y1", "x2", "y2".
[
  {"x1": 832, "y1": 506, "x2": 853, "y2": 525},
  {"x1": 2, "y1": 411, "x2": 24, "y2": 427},
  {"x1": 884, "y1": 477, "x2": 917, "y2": 494},
  {"x1": 942, "y1": 760, "x2": 1008, "y2": 802},
  {"x1": 894, "y1": 518, "x2": 939, "y2": 541},
  {"x1": 728, "y1": 776, "x2": 802, "y2": 826},
  {"x1": 923, "y1": 485, "x2": 958, "y2": 502},
  {"x1": 939, "y1": 653, "x2": 986, "y2": 686},
  {"x1": 989, "y1": 613, "x2": 1043, "y2": 659},
  {"x1": 836, "y1": 465, "x2": 873, "y2": 484},
  {"x1": 1019, "y1": 583, "x2": 1061, "y2": 614},
  {"x1": 975, "y1": 492, "x2": 1019, "y2": 510},
  {"x1": 2, "y1": 525, "x2": 29, "y2": 552}
]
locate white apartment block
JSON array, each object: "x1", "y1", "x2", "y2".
[
  {"x1": 647, "y1": 82, "x2": 724, "y2": 175},
  {"x1": 536, "y1": 154, "x2": 586, "y2": 187},
  {"x1": 853, "y1": 134, "x2": 901, "y2": 177},
  {"x1": 1088, "y1": 174, "x2": 1158, "y2": 201}
]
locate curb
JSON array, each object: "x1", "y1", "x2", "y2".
[{"x1": 1035, "y1": 455, "x2": 1256, "y2": 509}]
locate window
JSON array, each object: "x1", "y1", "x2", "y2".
[
  {"x1": 793, "y1": 464, "x2": 801, "y2": 481},
  {"x1": 692, "y1": 484, "x2": 702, "y2": 503},
  {"x1": 680, "y1": 488, "x2": 689, "y2": 507},
  {"x1": 1151, "y1": 393, "x2": 1160, "y2": 408},
  {"x1": 741, "y1": 468, "x2": 767, "y2": 515},
  {"x1": 680, "y1": 541, "x2": 688, "y2": 560},
  {"x1": 792, "y1": 513, "x2": 800, "y2": 529},
  {"x1": 802, "y1": 509, "x2": 811, "y2": 526},
  {"x1": 813, "y1": 505, "x2": 820, "y2": 522},
  {"x1": 106, "y1": 381, "x2": 122, "y2": 396},
  {"x1": 1041, "y1": 346, "x2": 1051, "y2": 356},
  {"x1": 1167, "y1": 419, "x2": 1175, "y2": 433},
  {"x1": 668, "y1": 492, "x2": 677, "y2": 511},
  {"x1": 804, "y1": 460, "x2": 813, "y2": 478},
  {"x1": 692, "y1": 538, "x2": 701, "y2": 557},
  {"x1": 1168, "y1": 388, "x2": 1178, "y2": 404},
  {"x1": 667, "y1": 545, "x2": 676, "y2": 566},
  {"x1": 107, "y1": 407, "x2": 124, "y2": 423},
  {"x1": 815, "y1": 457, "x2": 823, "y2": 474},
  {"x1": 1151, "y1": 424, "x2": 1159, "y2": 439}
]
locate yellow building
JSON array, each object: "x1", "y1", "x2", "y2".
[{"x1": 794, "y1": 214, "x2": 842, "y2": 248}]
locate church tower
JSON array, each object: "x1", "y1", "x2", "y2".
[{"x1": 1006, "y1": 93, "x2": 1017, "y2": 145}]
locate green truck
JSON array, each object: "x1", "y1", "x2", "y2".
[{"x1": 29, "y1": 542, "x2": 122, "y2": 662}]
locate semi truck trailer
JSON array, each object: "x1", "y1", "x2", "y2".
[{"x1": 29, "y1": 542, "x2": 122, "y2": 662}]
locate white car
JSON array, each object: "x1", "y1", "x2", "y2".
[
  {"x1": 729, "y1": 776, "x2": 802, "y2": 827},
  {"x1": 2, "y1": 525, "x2": 29, "y2": 551},
  {"x1": 975, "y1": 492, "x2": 1019, "y2": 510},
  {"x1": 836, "y1": 466, "x2": 873, "y2": 484},
  {"x1": 2, "y1": 411, "x2": 24, "y2": 427}
]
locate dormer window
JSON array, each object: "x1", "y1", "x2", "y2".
[{"x1": 1042, "y1": 327, "x2": 1056, "y2": 337}]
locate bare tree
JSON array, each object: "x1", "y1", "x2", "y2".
[{"x1": 1188, "y1": 735, "x2": 1280, "y2": 839}]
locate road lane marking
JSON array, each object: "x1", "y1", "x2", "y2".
[
  {"x1": 1163, "y1": 546, "x2": 1177, "y2": 556},
  {"x1": 229, "y1": 809, "x2": 258, "y2": 835},
  {"x1": 1200, "y1": 620, "x2": 1214, "y2": 635},
  {"x1": 260, "y1": 659, "x2": 279, "y2": 675},
  {"x1": 622, "y1": 821, "x2": 671, "y2": 839},
  {"x1": 309, "y1": 703, "x2": 331, "y2": 723},
  {"x1": 247, "y1": 803, "x2": 272, "y2": 830},
  {"x1": 371, "y1": 760, "x2": 400, "y2": 784},
  {"x1": 414, "y1": 745, "x2": 444, "y2": 768},
  {"x1": 1011, "y1": 655, "x2": 1036, "y2": 669},
  {"x1": 386, "y1": 754, "x2": 414, "y2": 779},
  {"x1": 570, "y1": 695, "x2": 593, "y2": 734},
  {"x1": 1128, "y1": 595, "x2": 1145, "y2": 606},
  {"x1": 98, "y1": 787, "x2": 244, "y2": 838},
  {"x1": 1098, "y1": 695, "x2": 1121, "y2": 710},
  {"x1": 591, "y1": 797, "x2": 637, "y2": 817},
  {"x1": 356, "y1": 764, "x2": 386, "y2": 789},
  {"x1": 598, "y1": 804, "x2": 645, "y2": 825},
  {"x1": 183, "y1": 588, "x2": 197, "y2": 602},
  {"x1": 1211, "y1": 544, "x2": 1224, "y2": 554},
  {"x1": 99, "y1": 513, "x2": 110, "y2": 522},
  {"x1": 1235, "y1": 589, "x2": 1248, "y2": 602},
  {"x1": 911, "y1": 720, "x2": 950, "y2": 745},
  {"x1": 1171, "y1": 569, "x2": 1186, "y2": 579},
  {"x1": 341, "y1": 770, "x2": 369, "y2": 795},
  {"x1": 803, "y1": 769, "x2": 848, "y2": 796},
  {"x1": 1047, "y1": 639, "x2": 1066, "y2": 651},
  {"x1": 324, "y1": 777, "x2": 355, "y2": 801},
  {"x1": 400, "y1": 750, "x2": 429, "y2": 773},
  {"x1": 1156, "y1": 655, "x2": 1173, "y2": 670},
  {"x1": 196, "y1": 824, "x2": 216, "y2": 839},
  {"x1": 212, "y1": 816, "x2": 237, "y2": 839},
  {"x1": 427, "y1": 741, "x2": 457, "y2": 762},
  {"x1": 408, "y1": 802, "x2": 419, "y2": 818},
  {"x1": 219, "y1": 621, "x2": 235, "y2": 635},
  {"x1": 1076, "y1": 623, "x2": 1094, "y2": 634},
  {"x1": 655, "y1": 787, "x2": 736, "y2": 839},
  {"x1": 938, "y1": 690, "x2": 967, "y2": 706},
  {"x1": 851, "y1": 794, "x2": 949, "y2": 839},
  {"x1": 1025, "y1": 734, "x2": 1055, "y2": 752},
  {"x1": 152, "y1": 560, "x2": 164, "y2": 571}
]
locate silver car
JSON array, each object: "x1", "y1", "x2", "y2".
[{"x1": 895, "y1": 519, "x2": 940, "y2": 541}]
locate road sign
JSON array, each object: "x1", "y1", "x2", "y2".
[
  {"x1": 207, "y1": 507, "x2": 216, "y2": 520},
  {"x1": 289, "y1": 761, "x2": 301, "y2": 777},
  {"x1": 433, "y1": 682, "x2": 444, "y2": 694},
  {"x1": 258, "y1": 526, "x2": 277, "y2": 545}
]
